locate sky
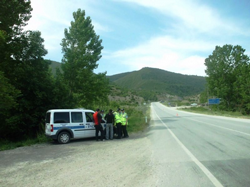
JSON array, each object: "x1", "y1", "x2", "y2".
[{"x1": 25, "y1": 0, "x2": 250, "y2": 76}]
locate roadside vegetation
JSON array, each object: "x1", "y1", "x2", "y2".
[
  {"x1": 202, "y1": 45, "x2": 250, "y2": 115},
  {"x1": 0, "y1": 102, "x2": 150, "y2": 151},
  {"x1": 1, "y1": 81, "x2": 150, "y2": 151},
  {"x1": 0, "y1": 134, "x2": 50, "y2": 151},
  {"x1": 178, "y1": 106, "x2": 250, "y2": 119}
]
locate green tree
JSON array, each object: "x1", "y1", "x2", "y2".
[
  {"x1": 0, "y1": 71, "x2": 20, "y2": 114},
  {"x1": 0, "y1": 71, "x2": 20, "y2": 138},
  {"x1": 1, "y1": 30, "x2": 53, "y2": 140},
  {"x1": 205, "y1": 45, "x2": 250, "y2": 113},
  {"x1": 0, "y1": 0, "x2": 66, "y2": 140},
  {"x1": 0, "y1": 0, "x2": 31, "y2": 34},
  {"x1": 0, "y1": 0, "x2": 32, "y2": 70},
  {"x1": 0, "y1": 0, "x2": 33, "y2": 139},
  {"x1": 61, "y1": 9, "x2": 109, "y2": 107},
  {"x1": 233, "y1": 63, "x2": 250, "y2": 114},
  {"x1": 199, "y1": 89, "x2": 208, "y2": 104},
  {"x1": 52, "y1": 67, "x2": 76, "y2": 109}
]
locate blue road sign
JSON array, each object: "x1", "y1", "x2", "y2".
[{"x1": 209, "y1": 98, "x2": 220, "y2": 105}]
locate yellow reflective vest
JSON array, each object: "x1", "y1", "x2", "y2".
[
  {"x1": 121, "y1": 112, "x2": 128, "y2": 126},
  {"x1": 115, "y1": 112, "x2": 122, "y2": 123}
]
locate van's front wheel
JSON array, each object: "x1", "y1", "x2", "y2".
[{"x1": 58, "y1": 132, "x2": 70, "y2": 144}]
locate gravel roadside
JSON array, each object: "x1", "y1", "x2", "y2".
[{"x1": 0, "y1": 131, "x2": 157, "y2": 187}]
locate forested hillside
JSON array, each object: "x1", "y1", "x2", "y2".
[
  {"x1": 108, "y1": 67, "x2": 206, "y2": 97},
  {"x1": 50, "y1": 62, "x2": 206, "y2": 97}
]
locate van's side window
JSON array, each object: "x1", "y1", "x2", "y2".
[
  {"x1": 85, "y1": 112, "x2": 94, "y2": 122},
  {"x1": 54, "y1": 112, "x2": 70, "y2": 123},
  {"x1": 71, "y1": 112, "x2": 83, "y2": 123}
]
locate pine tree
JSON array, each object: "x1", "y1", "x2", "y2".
[{"x1": 61, "y1": 9, "x2": 109, "y2": 107}]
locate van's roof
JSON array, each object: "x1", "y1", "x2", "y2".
[{"x1": 46, "y1": 109, "x2": 94, "y2": 112}]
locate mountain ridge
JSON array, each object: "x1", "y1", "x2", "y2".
[
  {"x1": 48, "y1": 61, "x2": 206, "y2": 97},
  {"x1": 107, "y1": 67, "x2": 206, "y2": 97}
]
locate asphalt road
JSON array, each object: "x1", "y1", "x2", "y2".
[
  {"x1": 0, "y1": 102, "x2": 249, "y2": 187},
  {"x1": 149, "y1": 102, "x2": 250, "y2": 187}
]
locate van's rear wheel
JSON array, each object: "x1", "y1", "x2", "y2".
[{"x1": 58, "y1": 132, "x2": 70, "y2": 144}]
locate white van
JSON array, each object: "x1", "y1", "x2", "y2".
[{"x1": 45, "y1": 109, "x2": 106, "y2": 144}]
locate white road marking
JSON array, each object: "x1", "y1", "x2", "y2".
[
  {"x1": 157, "y1": 103, "x2": 250, "y2": 137},
  {"x1": 190, "y1": 118, "x2": 250, "y2": 137},
  {"x1": 153, "y1": 109, "x2": 224, "y2": 187}
]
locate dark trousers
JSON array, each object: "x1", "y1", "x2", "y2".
[
  {"x1": 121, "y1": 125, "x2": 128, "y2": 137},
  {"x1": 113, "y1": 125, "x2": 117, "y2": 135},
  {"x1": 116, "y1": 123, "x2": 122, "y2": 139},
  {"x1": 95, "y1": 125, "x2": 104, "y2": 140}
]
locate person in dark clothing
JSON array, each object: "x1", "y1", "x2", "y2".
[
  {"x1": 104, "y1": 109, "x2": 114, "y2": 140},
  {"x1": 93, "y1": 109, "x2": 104, "y2": 141},
  {"x1": 113, "y1": 110, "x2": 117, "y2": 136}
]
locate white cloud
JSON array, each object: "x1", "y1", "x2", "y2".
[
  {"x1": 27, "y1": 0, "x2": 111, "y2": 33},
  {"x1": 102, "y1": 0, "x2": 250, "y2": 76},
  {"x1": 107, "y1": 35, "x2": 211, "y2": 76},
  {"x1": 178, "y1": 56, "x2": 206, "y2": 75},
  {"x1": 92, "y1": 21, "x2": 112, "y2": 33},
  {"x1": 25, "y1": 0, "x2": 111, "y2": 61},
  {"x1": 120, "y1": 0, "x2": 246, "y2": 36}
]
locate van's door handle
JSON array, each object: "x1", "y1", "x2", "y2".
[{"x1": 79, "y1": 124, "x2": 83, "y2": 125}]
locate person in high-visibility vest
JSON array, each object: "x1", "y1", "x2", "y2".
[
  {"x1": 115, "y1": 108, "x2": 122, "y2": 139},
  {"x1": 121, "y1": 108, "x2": 129, "y2": 138}
]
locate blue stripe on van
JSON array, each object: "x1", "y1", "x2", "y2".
[{"x1": 54, "y1": 126, "x2": 86, "y2": 130}]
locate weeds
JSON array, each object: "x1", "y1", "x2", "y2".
[
  {"x1": 0, "y1": 133, "x2": 51, "y2": 151},
  {"x1": 0, "y1": 103, "x2": 151, "y2": 151},
  {"x1": 179, "y1": 106, "x2": 250, "y2": 119}
]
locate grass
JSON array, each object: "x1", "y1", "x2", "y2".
[
  {"x1": 127, "y1": 110, "x2": 149, "y2": 132},
  {"x1": 111, "y1": 104, "x2": 151, "y2": 133},
  {"x1": 0, "y1": 133, "x2": 51, "y2": 151},
  {"x1": 179, "y1": 106, "x2": 250, "y2": 119}
]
